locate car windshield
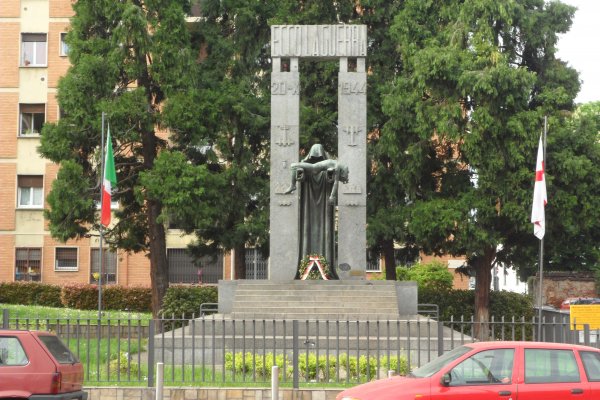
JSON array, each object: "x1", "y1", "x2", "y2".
[{"x1": 410, "y1": 345, "x2": 472, "y2": 378}]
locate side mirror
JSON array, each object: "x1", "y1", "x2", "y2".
[{"x1": 441, "y1": 372, "x2": 452, "y2": 387}]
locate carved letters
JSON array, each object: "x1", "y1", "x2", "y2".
[
  {"x1": 271, "y1": 81, "x2": 300, "y2": 96},
  {"x1": 343, "y1": 126, "x2": 361, "y2": 147},
  {"x1": 339, "y1": 81, "x2": 366, "y2": 95},
  {"x1": 274, "y1": 125, "x2": 294, "y2": 147}
]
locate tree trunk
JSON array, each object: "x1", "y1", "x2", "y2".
[
  {"x1": 233, "y1": 243, "x2": 246, "y2": 279},
  {"x1": 472, "y1": 247, "x2": 496, "y2": 340},
  {"x1": 147, "y1": 199, "x2": 169, "y2": 319},
  {"x1": 382, "y1": 239, "x2": 397, "y2": 281}
]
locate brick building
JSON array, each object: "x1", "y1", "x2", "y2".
[{"x1": 0, "y1": 0, "x2": 233, "y2": 288}]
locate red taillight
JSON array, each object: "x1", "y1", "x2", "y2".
[{"x1": 50, "y1": 371, "x2": 62, "y2": 394}]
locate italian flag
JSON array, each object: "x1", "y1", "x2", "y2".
[{"x1": 101, "y1": 126, "x2": 117, "y2": 226}]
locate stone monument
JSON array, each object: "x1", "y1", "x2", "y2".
[{"x1": 269, "y1": 25, "x2": 367, "y2": 281}]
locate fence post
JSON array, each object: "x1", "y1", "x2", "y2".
[
  {"x1": 148, "y1": 319, "x2": 155, "y2": 387},
  {"x1": 292, "y1": 320, "x2": 299, "y2": 389},
  {"x1": 437, "y1": 319, "x2": 444, "y2": 356},
  {"x1": 156, "y1": 362, "x2": 164, "y2": 400},
  {"x1": 584, "y1": 324, "x2": 591, "y2": 347},
  {"x1": 2, "y1": 309, "x2": 8, "y2": 329},
  {"x1": 272, "y1": 365, "x2": 279, "y2": 400}
]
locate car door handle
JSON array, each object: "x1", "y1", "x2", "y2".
[
  {"x1": 498, "y1": 391, "x2": 511, "y2": 396},
  {"x1": 571, "y1": 388, "x2": 584, "y2": 394}
]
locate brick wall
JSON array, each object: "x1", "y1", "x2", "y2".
[
  {"x1": 534, "y1": 271, "x2": 598, "y2": 308},
  {"x1": 42, "y1": 235, "x2": 91, "y2": 285},
  {"x1": 0, "y1": 1, "x2": 20, "y2": 18},
  {"x1": 47, "y1": 93, "x2": 58, "y2": 123},
  {"x1": 49, "y1": 0, "x2": 75, "y2": 18},
  {"x1": 0, "y1": 164, "x2": 17, "y2": 230},
  {"x1": 0, "y1": 235, "x2": 16, "y2": 282},
  {"x1": 125, "y1": 252, "x2": 152, "y2": 287},
  {"x1": 47, "y1": 22, "x2": 70, "y2": 88},
  {"x1": 0, "y1": 93, "x2": 19, "y2": 158},
  {"x1": 0, "y1": 23, "x2": 19, "y2": 86}
]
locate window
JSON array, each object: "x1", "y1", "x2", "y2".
[
  {"x1": 21, "y1": 33, "x2": 47, "y2": 66},
  {"x1": 55, "y1": 248, "x2": 78, "y2": 271},
  {"x1": 245, "y1": 248, "x2": 267, "y2": 280},
  {"x1": 19, "y1": 104, "x2": 45, "y2": 136},
  {"x1": 17, "y1": 175, "x2": 43, "y2": 208},
  {"x1": 524, "y1": 349, "x2": 580, "y2": 383},
  {"x1": 15, "y1": 248, "x2": 41, "y2": 282},
  {"x1": 366, "y1": 249, "x2": 381, "y2": 272},
  {"x1": 59, "y1": 32, "x2": 69, "y2": 56},
  {"x1": 90, "y1": 248, "x2": 117, "y2": 284},
  {"x1": 38, "y1": 335, "x2": 78, "y2": 364},
  {"x1": 449, "y1": 349, "x2": 515, "y2": 386},
  {"x1": 0, "y1": 337, "x2": 28, "y2": 366},
  {"x1": 167, "y1": 248, "x2": 224, "y2": 284},
  {"x1": 580, "y1": 351, "x2": 600, "y2": 382}
]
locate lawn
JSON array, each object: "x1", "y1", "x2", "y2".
[{"x1": 0, "y1": 303, "x2": 151, "y2": 322}]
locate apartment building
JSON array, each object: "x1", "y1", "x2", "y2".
[{"x1": 0, "y1": 0, "x2": 231, "y2": 287}]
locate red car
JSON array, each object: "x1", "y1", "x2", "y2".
[
  {"x1": 0, "y1": 330, "x2": 87, "y2": 399},
  {"x1": 561, "y1": 297, "x2": 600, "y2": 310},
  {"x1": 337, "y1": 341, "x2": 600, "y2": 400}
]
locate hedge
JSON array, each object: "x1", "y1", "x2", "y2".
[
  {"x1": 0, "y1": 282, "x2": 62, "y2": 307},
  {"x1": 159, "y1": 285, "x2": 218, "y2": 318}
]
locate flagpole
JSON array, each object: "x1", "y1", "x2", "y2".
[
  {"x1": 537, "y1": 116, "x2": 548, "y2": 339},
  {"x1": 98, "y1": 112, "x2": 105, "y2": 320}
]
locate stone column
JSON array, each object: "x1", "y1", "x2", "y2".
[
  {"x1": 337, "y1": 57, "x2": 367, "y2": 279},
  {"x1": 269, "y1": 57, "x2": 300, "y2": 281}
]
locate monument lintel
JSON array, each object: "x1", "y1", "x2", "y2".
[{"x1": 271, "y1": 25, "x2": 367, "y2": 59}]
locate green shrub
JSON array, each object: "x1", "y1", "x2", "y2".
[
  {"x1": 61, "y1": 284, "x2": 98, "y2": 310},
  {"x1": 60, "y1": 284, "x2": 152, "y2": 312},
  {"x1": 397, "y1": 261, "x2": 453, "y2": 291},
  {"x1": 160, "y1": 285, "x2": 218, "y2": 319},
  {"x1": 0, "y1": 282, "x2": 62, "y2": 307},
  {"x1": 419, "y1": 287, "x2": 534, "y2": 340},
  {"x1": 109, "y1": 351, "x2": 140, "y2": 376},
  {"x1": 226, "y1": 352, "x2": 409, "y2": 382},
  {"x1": 225, "y1": 352, "x2": 291, "y2": 379},
  {"x1": 103, "y1": 286, "x2": 151, "y2": 313}
]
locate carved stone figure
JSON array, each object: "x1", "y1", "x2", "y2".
[{"x1": 285, "y1": 144, "x2": 348, "y2": 277}]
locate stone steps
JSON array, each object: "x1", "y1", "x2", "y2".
[{"x1": 219, "y1": 280, "x2": 418, "y2": 321}]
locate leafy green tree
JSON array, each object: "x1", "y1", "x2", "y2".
[
  {"x1": 397, "y1": 261, "x2": 454, "y2": 291},
  {"x1": 39, "y1": 0, "x2": 195, "y2": 317},
  {"x1": 162, "y1": 0, "x2": 274, "y2": 278},
  {"x1": 384, "y1": 0, "x2": 586, "y2": 332}
]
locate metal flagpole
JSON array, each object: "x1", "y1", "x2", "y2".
[
  {"x1": 98, "y1": 112, "x2": 105, "y2": 320},
  {"x1": 537, "y1": 116, "x2": 548, "y2": 339}
]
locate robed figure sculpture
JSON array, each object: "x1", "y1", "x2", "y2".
[{"x1": 285, "y1": 144, "x2": 349, "y2": 278}]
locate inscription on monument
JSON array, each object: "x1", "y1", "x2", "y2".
[
  {"x1": 342, "y1": 183, "x2": 362, "y2": 194},
  {"x1": 343, "y1": 126, "x2": 361, "y2": 146},
  {"x1": 274, "y1": 182, "x2": 291, "y2": 194},
  {"x1": 271, "y1": 25, "x2": 367, "y2": 58},
  {"x1": 275, "y1": 125, "x2": 294, "y2": 146},
  {"x1": 271, "y1": 81, "x2": 300, "y2": 95},
  {"x1": 340, "y1": 81, "x2": 366, "y2": 95}
]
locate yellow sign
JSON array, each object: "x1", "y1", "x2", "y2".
[{"x1": 570, "y1": 305, "x2": 600, "y2": 330}]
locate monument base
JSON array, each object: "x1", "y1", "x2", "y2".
[{"x1": 218, "y1": 279, "x2": 417, "y2": 320}]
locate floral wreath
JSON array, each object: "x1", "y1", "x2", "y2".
[{"x1": 298, "y1": 254, "x2": 331, "y2": 280}]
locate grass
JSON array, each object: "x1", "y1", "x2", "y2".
[{"x1": 0, "y1": 303, "x2": 151, "y2": 324}]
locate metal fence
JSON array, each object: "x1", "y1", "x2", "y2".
[{"x1": 1, "y1": 309, "x2": 598, "y2": 388}]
